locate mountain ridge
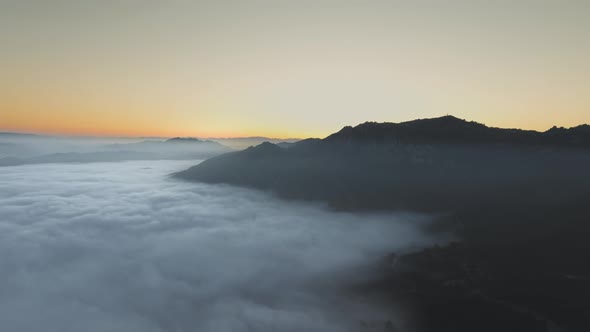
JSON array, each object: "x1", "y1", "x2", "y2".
[
  {"x1": 174, "y1": 115, "x2": 590, "y2": 213},
  {"x1": 171, "y1": 115, "x2": 590, "y2": 331},
  {"x1": 323, "y1": 115, "x2": 590, "y2": 147}
]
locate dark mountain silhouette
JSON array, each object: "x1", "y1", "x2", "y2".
[
  {"x1": 174, "y1": 115, "x2": 590, "y2": 332},
  {"x1": 276, "y1": 141, "x2": 297, "y2": 149},
  {"x1": 325, "y1": 115, "x2": 590, "y2": 147},
  {"x1": 175, "y1": 116, "x2": 590, "y2": 213}
]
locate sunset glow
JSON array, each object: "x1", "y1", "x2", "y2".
[{"x1": 2, "y1": 0, "x2": 589, "y2": 138}]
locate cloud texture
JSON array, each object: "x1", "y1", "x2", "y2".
[{"x1": 0, "y1": 160, "x2": 431, "y2": 332}]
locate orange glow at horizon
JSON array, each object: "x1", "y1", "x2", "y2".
[{"x1": 1, "y1": 1, "x2": 589, "y2": 138}]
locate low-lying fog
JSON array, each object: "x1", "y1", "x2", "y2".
[
  {"x1": 0, "y1": 134, "x2": 233, "y2": 166},
  {"x1": 0, "y1": 160, "x2": 432, "y2": 332}
]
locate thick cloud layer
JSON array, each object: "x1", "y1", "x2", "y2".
[{"x1": 0, "y1": 160, "x2": 432, "y2": 332}]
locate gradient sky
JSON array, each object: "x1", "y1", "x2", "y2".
[{"x1": 1, "y1": 0, "x2": 589, "y2": 138}]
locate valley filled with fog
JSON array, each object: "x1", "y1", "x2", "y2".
[{"x1": 0, "y1": 159, "x2": 432, "y2": 332}]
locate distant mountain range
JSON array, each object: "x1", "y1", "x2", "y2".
[
  {"x1": 0, "y1": 131, "x2": 300, "y2": 150},
  {"x1": 104, "y1": 137, "x2": 228, "y2": 150},
  {"x1": 0, "y1": 130, "x2": 304, "y2": 165},
  {"x1": 0, "y1": 132, "x2": 41, "y2": 138},
  {"x1": 0, "y1": 136, "x2": 231, "y2": 167},
  {"x1": 166, "y1": 137, "x2": 215, "y2": 143},
  {"x1": 204, "y1": 136, "x2": 302, "y2": 150}
]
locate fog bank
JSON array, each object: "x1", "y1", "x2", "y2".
[
  {"x1": 0, "y1": 160, "x2": 432, "y2": 332},
  {"x1": 0, "y1": 134, "x2": 229, "y2": 166}
]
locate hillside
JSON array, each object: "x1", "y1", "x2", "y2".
[
  {"x1": 174, "y1": 116, "x2": 590, "y2": 212},
  {"x1": 174, "y1": 116, "x2": 590, "y2": 331}
]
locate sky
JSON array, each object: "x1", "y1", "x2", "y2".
[{"x1": 1, "y1": 0, "x2": 589, "y2": 138}]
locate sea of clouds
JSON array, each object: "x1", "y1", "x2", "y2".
[{"x1": 0, "y1": 160, "x2": 432, "y2": 332}]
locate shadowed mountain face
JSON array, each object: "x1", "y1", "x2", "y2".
[
  {"x1": 175, "y1": 116, "x2": 590, "y2": 332},
  {"x1": 174, "y1": 116, "x2": 590, "y2": 213}
]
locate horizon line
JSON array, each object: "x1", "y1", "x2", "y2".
[
  {"x1": 0, "y1": 129, "x2": 305, "y2": 141},
  {"x1": 1, "y1": 114, "x2": 588, "y2": 140}
]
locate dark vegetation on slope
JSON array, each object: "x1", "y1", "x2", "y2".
[{"x1": 174, "y1": 116, "x2": 590, "y2": 332}]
